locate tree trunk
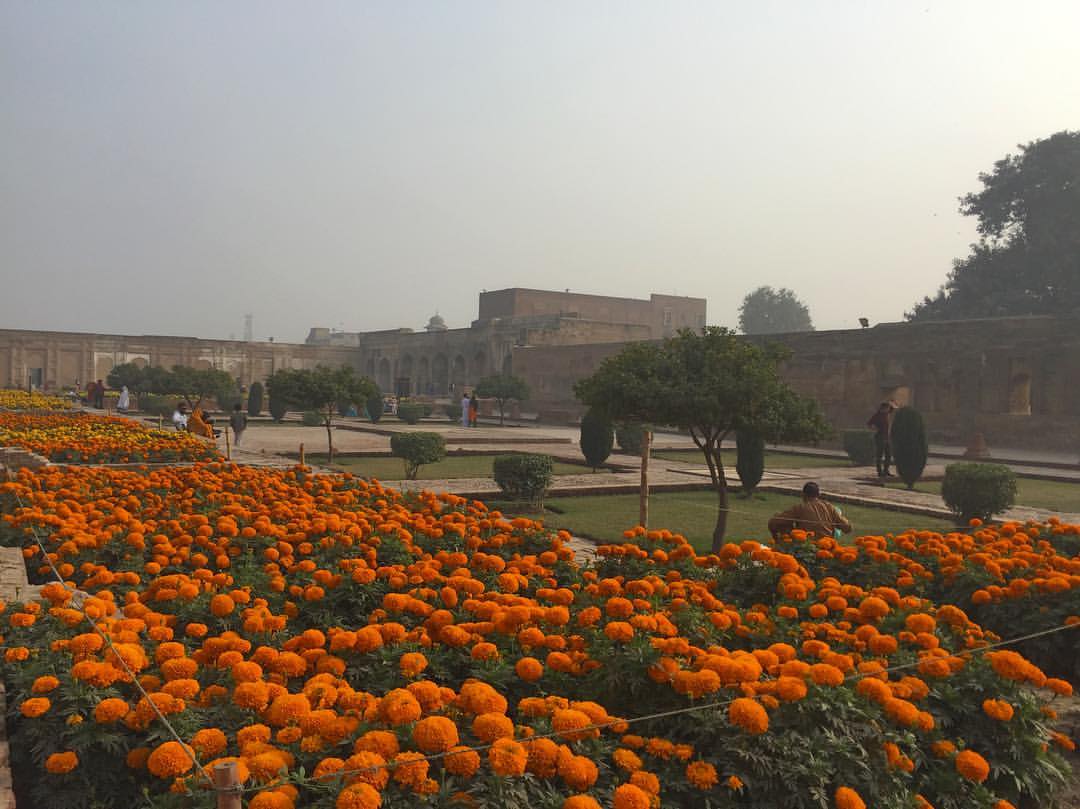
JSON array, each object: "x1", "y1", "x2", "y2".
[
  {"x1": 710, "y1": 458, "x2": 729, "y2": 554},
  {"x1": 325, "y1": 412, "x2": 334, "y2": 464},
  {"x1": 499, "y1": 401, "x2": 504, "y2": 426},
  {"x1": 639, "y1": 429, "x2": 652, "y2": 529}
]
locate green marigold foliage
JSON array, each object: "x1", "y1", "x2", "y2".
[
  {"x1": 891, "y1": 407, "x2": 928, "y2": 489},
  {"x1": 396, "y1": 402, "x2": 426, "y2": 424},
  {"x1": 843, "y1": 430, "x2": 876, "y2": 466},
  {"x1": 246, "y1": 381, "x2": 264, "y2": 416},
  {"x1": 493, "y1": 453, "x2": 553, "y2": 510},
  {"x1": 579, "y1": 409, "x2": 614, "y2": 471},
  {"x1": 942, "y1": 463, "x2": 1018, "y2": 523},
  {"x1": 390, "y1": 431, "x2": 446, "y2": 480},
  {"x1": 735, "y1": 430, "x2": 765, "y2": 494}
]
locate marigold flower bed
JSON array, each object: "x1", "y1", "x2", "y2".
[
  {"x1": 0, "y1": 412, "x2": 218, "y2": 463},
  {"x1": 0, "y1": 462, "x2": 1076, "y2": 809},
  {"x1": 0, "y1": 388, "x2": 72, "y2": 411}
]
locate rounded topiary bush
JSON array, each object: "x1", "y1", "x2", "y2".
[
  {"x1": 444, "y1": 402, "x2": 463, "y2": 422},
  {"x1": 390, "y1": 431, "x2": 446, "y2": 480},
  {"x1": 615, "y1": 422, "x2": 647, "y2": 455},
  {"x1": 736, "y1": 429, "x2": 766, "y2": 495},
  {"x1": 580, "y1": 408, "x2": 614, "y2": 471},
  {"x1": 301, "y1": 410, "x2": 324, "y2": 427},
  {"x1": 891, "y1": 406, "x2": 928, "y2": 489},
  {"x1": 396, "y1": 402, "x2": 425, "y2": 424},
  {"x1": 493, "y1": 453, "x2": 554, "y2": 510},
  {"x1": 941, "y1": 462, "x2": 1017, "y2": 523},
  {"x1": 842, "y1": 430, "x2": 875, "y2": 466}
]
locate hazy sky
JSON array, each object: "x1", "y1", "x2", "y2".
[{"x1": 3, "y1": 2, "x2": 1079, "y2": 342}]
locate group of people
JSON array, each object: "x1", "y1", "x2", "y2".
[
  {"x1": 460, "y1": 392, "x2": 479, "y2": 428},
  {"x1": 171, "y1": 402, "x2": 248, "y2": 445}
]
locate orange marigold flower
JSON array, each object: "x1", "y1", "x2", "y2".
[
  {"x1": 335, "y1": 782, "x2": 381, "y2": 809},
  {"x1": 147, "y1": 741, "x2": 196, "y2": 779},
  {"x1": 191, "y1": 727, "x2": 228, "y2": 757},
  {"x1": 45, "y1": 751, "x2": 79, "y2": 774},
  {"x1": 955, "y1": 750, "x2": 990, "y2": 782},
  {"x1": 443, "y1": 746, "x2": 481, "y2": 777},
  {"x1": 378, "y1": 689, "x2": 422, "y2": 726},
  {"x1": 391, "y1": 751, "x2": 430, "y2": 789},
  {"x1": 21, "y1": 697, "x2": 50, "y2": 718},
  {"x1": 982, "y1": 699, "x2": 1014, "y2": 722},
  {"x1": 456, "y1": 681, "x2": 508, "y2": 715},
  {"x1": 558, "y1": 752, "x2": 598, "y2": 791},
  {"x1": 835, "y1": 786, "x2": 866, "y2": 809},
  {"x1": 249, "y1": 790, "x2": 295, "y2": 809},
  {"x1": 728, "y1": 698, "x2": 769, "y2": 735},
  {"x1": 93, "y1": 697, "x2": 130, "y2": 723},
  {"x1": 551, "y1": 708, "x2": 598, "y2": 742},
  {"x1": 613, "y1": 783, "x2": 651, "y2": 809},
  {"x1": 354, "y1": 730, "x2": 399, "y2": 759},
  {"x1": 31, "y1": 675, "x2": 60, "y2": 694},
  {"x1": 488, "y1": 738, "x2": 527, "y2": 776},
  {"x1": 472, "y1": 712, "x2": 515, "y2": 743},
  {"x1": 399, "y1": 652, "x2": 428, "y2": 679},
  {"x1": 686, "y1": 760, "x2": 719, "y2": 789},
  {"x1": 515, "y1": 657, "x2": 544, "y2": 682},
  {"x1": 343, "y1": 751, "x2": 389, "y2": 789},
  {"x1": 613, "y1": 748, "x2": 643, "y2": 772},
  {"x1": 413, "y1": 715, "x2": 459, "y2": 753}
]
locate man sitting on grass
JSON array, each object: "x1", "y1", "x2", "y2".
[{"x1": 768, "y1": 482, "x2": 852, "y2": 539}]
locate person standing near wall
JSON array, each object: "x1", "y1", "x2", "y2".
[
  {"x1": 229, "y1": 403, "x2": 248, "y2": 446},
  {"x1": 469, "y1": 393, "x2": 479, "y2": 427},
  {"x1": 460, "y1": 391, "x2": 470, "y2": 428},
  {"x1": 867, "y1": 401, "x2": 897, "y2": 478}
]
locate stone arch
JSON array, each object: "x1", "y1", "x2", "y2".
[
  {"x1": 377, "y1": 358, "x2": 392, "y2": 393},
  {"x1": 94, "y1": 355, "x2": 114, "y2": 381},
  {"x1": 473, "y1": 349, "x2": 488, "y2": 380},
  {"x1": 130, "y1": 357, "x2": 148, "y2": 369},
  {"x1": 451, "y1": 355, "x2": 466, "y2": 391},
  {"x1": 418, "y1": 356, "x2": 431, "y2": 394},
  {"x1": 399, "y1": 355, "x2": 414, "y2": 397},
  {"x1": 1007, "y1": 373, "x2": 1031, "y2": 415},
  {"x1": 433, "y1": 354, "x2": 449, "y2": 394}
]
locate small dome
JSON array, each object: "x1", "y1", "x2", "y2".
[{"x1": 425, "y1": 313, "x2": 448, "y2": 332}]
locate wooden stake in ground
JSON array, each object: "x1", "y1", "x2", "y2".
[
  {"x1": 213, "y1": 759, "x2": 242, "y2": 809},
  {"x1": 639, "y1": 429, "x2": 651, "y2": 529},
  {"x1": 299, "y1": 443, "x2": 305, "y2": 467}
]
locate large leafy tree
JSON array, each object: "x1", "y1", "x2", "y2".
[
  {"x1": 738, "y1": 286, "x2": 814, "y2": 334},
  {"x1": 909, "y1": 130, "x2": 1080, "y2": 320},
  {"x1": 106, "y1": 363, "x2": 233, "y2": 409},
  {"x1": 266, "y1": 365, "x2": 377, "y2": 463},
  {"x1": 576, "y1": 328, "x2": 829, "y2": 552},
  {"x1": 475, "y1": 374, "x2": 530, "y2": 425}
]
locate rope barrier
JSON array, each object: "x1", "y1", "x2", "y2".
[
  {"x1": 2, "y1": 464, "x2": 1076, "y2": 800},
  {"x1": 4, "y1": 476, "x2": 215, "y2": 790}
]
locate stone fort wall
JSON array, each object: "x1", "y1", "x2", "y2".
[
  {"x1": 3, "y1": 299, "x2": 1076, "y2": 452},
  {"x1": 511, "y1": 314, "x2": 1080, "y2": 452}
]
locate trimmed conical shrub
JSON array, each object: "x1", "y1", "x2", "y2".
[
  {"x1": 892, "y1": 406, "x2": 928, "y2": 489},
  {"x1": 580, "y1": 408, "x2": 614, "y2": 471},
  {"x1": 736, "y1": 429, "x2": 766, "y2": 495}
]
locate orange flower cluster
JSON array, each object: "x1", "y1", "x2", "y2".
[
  {"x1": 0, "y1": 411, "x2": 218, "y2": 463},
  {"x1": 0, "y1": 457, "x2": 1074, "y2": 809}
]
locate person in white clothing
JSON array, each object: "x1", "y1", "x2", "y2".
[
  {"x1": 117, "y1": 386, "x2": 130, "y2": 412},
  {"x1": 171, "y1": 403, "x2": 189, "y2": 431},
  {"x1": 460, "y1": 394, "x2": 470, "y2": 428}
]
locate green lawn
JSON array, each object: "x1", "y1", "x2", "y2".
[
  {"x1": 488, "y1": 490, "x2": 958, "y2": 553},
  {"x1": 886, "y1": 477, "x2": 1080, "y2": 513},
  {"x1": 651, "y1": 449, "x2": 852, "y2": 469},
  {"x1": 314, "y1": 454, "x2": 599, "y2": 480}
]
